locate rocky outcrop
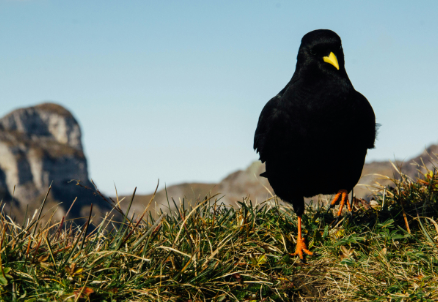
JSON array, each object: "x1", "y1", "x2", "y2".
[
  {"x1": 0, "y1": 103, "x2": 83, "y2": 150},
  {"x1": 0, "y1": 103, "x2": 110, "y2": 221}
]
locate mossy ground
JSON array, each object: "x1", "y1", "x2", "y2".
[{"x1": 1, "y1": 164, "x2": 438, "y2": 301}]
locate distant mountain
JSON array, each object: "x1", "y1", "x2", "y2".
[
  {"x1": 119, "y1": 161, "x2": 274, "y2": 218},
  {"x1": 120, "y1": 145, "x2": 438, "y2": 217},
  {"x1": 0, "y1": 103, "x2": 113, "y2": 223}
]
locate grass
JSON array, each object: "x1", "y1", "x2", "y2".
[{"x1": 1, "y1": 163, "x2": 438, "y2": 301}]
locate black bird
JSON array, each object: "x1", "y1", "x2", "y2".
[{"x1": 254, "y1": 29, "x2": 376, "y2": 260}]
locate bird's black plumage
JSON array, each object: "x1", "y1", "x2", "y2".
[{"x1": 254, "y1": 29, "x2": 376, "y2": 217}]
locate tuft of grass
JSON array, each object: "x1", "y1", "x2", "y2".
[{"x1": 1, "y1": 163, "x2": 438, "y2": 301}]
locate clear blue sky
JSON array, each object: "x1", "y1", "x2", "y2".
[{"x1": 1, "y1": 1, "x2": 438, "y2": 195}]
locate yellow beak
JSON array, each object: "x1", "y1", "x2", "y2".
[{"x1": 323, "y1": 52, "x2": 339, "y2": 70}]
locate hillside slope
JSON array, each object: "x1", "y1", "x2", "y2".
[{"x1": 121, "y1": 144, "x2": 438, "y2": 216}]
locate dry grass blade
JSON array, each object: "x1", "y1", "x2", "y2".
[{"x1": 31, "y1": 185, "x2": 52, "y2": 238}]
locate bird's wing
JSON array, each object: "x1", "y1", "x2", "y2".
[
  {"x1": 254, "y1": 80, "x2": 294, "y2": 163},
  {"x1": 253, "y1": 95, "x2": 287, "y2": 163},
  {"x1": 354, "y1": 91, "x2": 377, "y2": 149}
]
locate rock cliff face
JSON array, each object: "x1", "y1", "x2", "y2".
[{"x1": 0, "y1": 103, "x2": 109, "y2": 220}]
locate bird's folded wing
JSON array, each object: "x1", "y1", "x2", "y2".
[
  {"x1": 353, "y1": 91, "x2": 377, "y2": 149},
  {"x1": 254, "y1": 96, "x2": 295, "y2": 163}
]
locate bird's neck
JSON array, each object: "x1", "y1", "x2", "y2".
[{"x1": 296, "y1": 68, "x2": 352, "y2": 91}]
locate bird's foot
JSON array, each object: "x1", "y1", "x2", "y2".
[
  {"x1": 290, "y1": 236, "x2": 313, "y2": 262},
  {"x1": 337, "y1": 194, "x2": 352, "y2": 217},
  {"x1": 327, "y1": 189, "x2": 352, "y2": 216}
]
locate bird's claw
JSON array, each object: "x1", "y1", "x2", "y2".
[
  {"x1": 290, "y1": 236, "x2": 313, "y2": 262},
  {"x1": 327, "y1": 189, "x2": 353, "y2": 218}
]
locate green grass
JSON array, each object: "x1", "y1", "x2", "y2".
[{"x1": 1, "y1": 165, "x2": 438, "y2": 301}]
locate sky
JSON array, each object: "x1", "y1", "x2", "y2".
[{"x1": 1, "y1": 1, "x2": 438, "y2": 195}]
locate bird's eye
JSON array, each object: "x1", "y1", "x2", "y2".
[
  {"x1": 310, "y1": 49, "x2": 316, "y2": 56},
  {"x1": 339, "y1": 45, "x2": 343, "y2": 50}
]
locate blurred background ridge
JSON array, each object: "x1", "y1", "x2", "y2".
[{"x1": 1, "y1": 103, "x2": 436, "y2": 222}]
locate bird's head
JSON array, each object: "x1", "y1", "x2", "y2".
[{"x1": 296, "y1": 29, "x2": 346, "y2": 78}]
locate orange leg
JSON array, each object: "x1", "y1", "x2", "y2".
[
  {"x1": 290, "y1": 216, "x2": 313, "y2": 261},
  {"x1": 328, "y1": 189, "x2": 352, "y2": 216}
]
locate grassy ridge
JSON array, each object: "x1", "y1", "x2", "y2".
[{"x1": 1, "y1": 164, "x2": 438, "y2": 301}]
